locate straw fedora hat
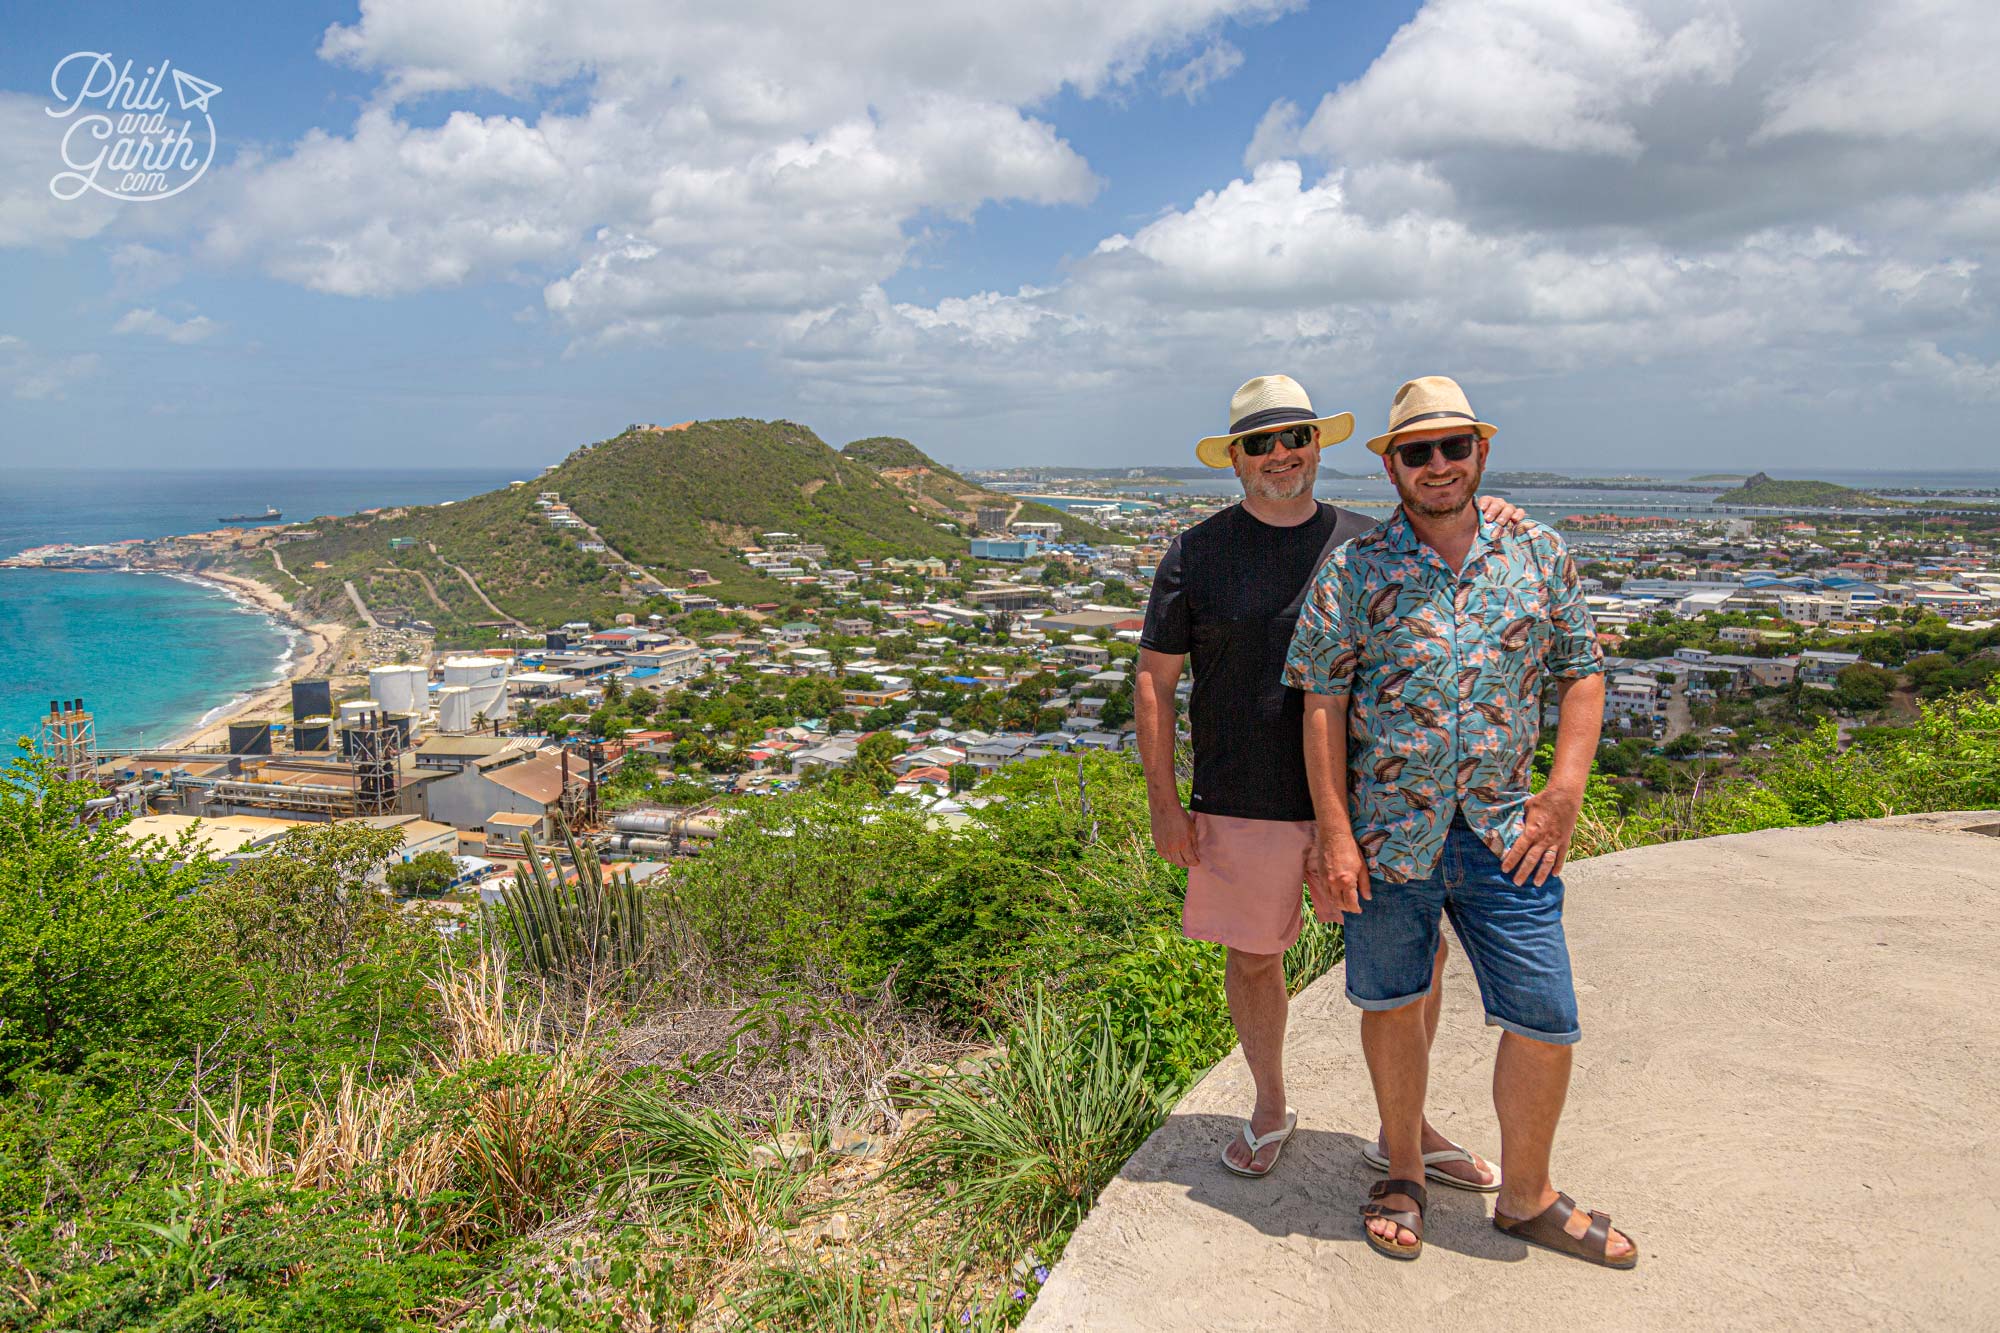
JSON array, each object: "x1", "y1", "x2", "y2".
[
  {"x1": 1364, "y1": 375, "x2": 1498, "y2": 455},
  {"x1": 1194, "y1": 375, "x2": 1355, "y2": 469}
]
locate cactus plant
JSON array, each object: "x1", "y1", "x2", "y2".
[{"x1": 495, "y1": 819, "x2": 654, "y2": 1000}]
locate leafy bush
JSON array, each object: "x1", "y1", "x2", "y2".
[
  {"x1": 1098, "y1": 930, "x2": 1234, "y2": 1095},
  {"x1": 387, "y1": 849, "x2": 459, "y2": 896},
  {"x1": 0, "y1": 751, "x2": 216, "y2": 1085}
]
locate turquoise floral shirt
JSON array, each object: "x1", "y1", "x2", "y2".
[{"x1": 1283, "y1": 509, "x2": 1602, "y2": 883}]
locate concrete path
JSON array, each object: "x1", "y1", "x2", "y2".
[
  {"x1": 342, "y1": 579, "x2": 378, "y2": 629},
  {"x1": 1025, "y1": 812, "x2": 2000, "y2": 1332}
]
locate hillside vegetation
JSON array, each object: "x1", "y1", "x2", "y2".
[
  {"x1": 841, "y1": 437, "x2": 1124, "y2": 543},
  {"x1": 559, "y1": 419, "x2": 965, "y2": 574},
  {"x1": 1718, "y1": 471, "x2": 1895, "y2": 508},
  {"x1": 224, "y1": 481, "x2": 637, "y2": 630},
  {"x1": 244, "y1": 419, "x2": 1130, "y2": 631}
]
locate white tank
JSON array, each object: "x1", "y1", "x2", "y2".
[
  {"x1": 368, "y1": 665, "x2": 428, "y2": 716},
  {"x1": 339, "y1": 698, "x2": 381, "y2": 721},
  {"x1": 437, "y1": 686, "x2": 473, "y2": 733},
  {"x1": 442, "y1": 656, "x2": 508, "y2": 686},
  {"x1": 442, "y1": 655, "x2": 511, "y2": 721}
]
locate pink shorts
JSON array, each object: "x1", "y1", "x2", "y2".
[{"x1": 1181, "y1": 813, "x2": 1314, "y2": 957}]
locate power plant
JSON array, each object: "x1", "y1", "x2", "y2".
[{"x1": 41, "y1": 639, "x2": 712, "y2": 868}]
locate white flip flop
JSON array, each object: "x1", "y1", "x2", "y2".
[
  {"x1": 1360, "y1": 1138, "x2": 1500, "y2": 1192},
  {"x1": 1221, "y1": 1108, "x2": 1298, "y2": 1178}
]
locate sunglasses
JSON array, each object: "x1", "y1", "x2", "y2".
[
  {"x1": 1389, "y1": 433, "x2": 1478, "y2": 468},
  {"x1": 1237, "y1": 426, "x2": 1316, "y2": 457}
]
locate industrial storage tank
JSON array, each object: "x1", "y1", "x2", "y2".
[
  {"x1": 339, "y1": 699, "x2": 381, "y2": 724},
  {"x1": 368, "y1": 665, "x2": 428, "y2": 716},
  {"x1": 385, "y1": 713, "x2": 416, "y2": 746},
  {"x1": 441, "y1": 655, "x2": 510, "y2": 721},
  {"x1": 227, "y1": 719, "x2": 273, "y2": 755},
  {"x1": 293, "y1": 717, "x2": 331, "y2": 751},
  {"x1": 437, "y1": 685, "x2": 473, "y2": 733},
  {"x1": 291, "y1": 678, "x2": 332, "y2": 723}
]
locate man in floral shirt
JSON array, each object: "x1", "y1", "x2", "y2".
[{"x1": 1285, "y1": 376, "x2": 1635, "y2": 1270}]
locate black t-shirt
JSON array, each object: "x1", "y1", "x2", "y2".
[{"x1": 1140, "y1": 501, "x2": 1376, "y2": 822}]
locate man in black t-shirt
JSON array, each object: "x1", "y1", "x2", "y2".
[{"x1": 1137, "y1": 374, "x2": 1514, "y2": 1184}]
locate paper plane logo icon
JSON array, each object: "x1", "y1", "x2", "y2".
[{"x1": 171, "y1": 68, "x2": 221, "y2": 113}]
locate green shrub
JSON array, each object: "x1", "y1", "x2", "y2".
[
  {"x1": 386, "y1": 850, "x2": 458, "y2": 897},
  {"x1": 1098, "y1": 930, "x2": 1234, "y2": 1095},
  {"x1": 0, "y1": 752, "x2": 217, "y2": 1086}
]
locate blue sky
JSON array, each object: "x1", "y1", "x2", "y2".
[{"x1": 2, "y1": 0, "x2": 1997, "y2": 476}]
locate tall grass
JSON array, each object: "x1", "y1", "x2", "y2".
[
  {"x1": 184, "y1": 955, "x2": 619, "y2": 1249},
  {"x1": 895, "y1": 988, "x2": 1171, "y2": 1249}
]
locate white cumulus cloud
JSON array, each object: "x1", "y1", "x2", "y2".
[{"x1": 184, "y1": 0, "x2": 1290, "y2": 334}]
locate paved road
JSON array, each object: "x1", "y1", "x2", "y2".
[
  {"x1": 1024, "y1": 812, "x2": 2000, "y2": 1333},
  {"x1": 343, "y1": 580, "x2": 378, "y2": 629},
  {"x1": 264, "y1": 547, "x2": 305, "y2": 589},
  {"x1": 1661, "y1": 678, "x2": 1693, "y2": 742}
]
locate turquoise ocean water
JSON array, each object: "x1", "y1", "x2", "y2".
[{"x1": 0, "y1": 469, "x2": 520, "y2": 750}]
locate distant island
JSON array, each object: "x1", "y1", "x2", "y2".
[
  {"x1": 1689, "y1": 473, "x2": 1750, "y2": 483},
  {"x1": 1715, "y1": 471, "x2": 1900, "y2": 509}
]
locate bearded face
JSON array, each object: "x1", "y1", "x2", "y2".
[
  {"x1": 1384, "y1": 430, "x2": 1487, "y2": 520},
  {"x1": 1232, "y1": 427, "x2": 1319, "y2": 503}
]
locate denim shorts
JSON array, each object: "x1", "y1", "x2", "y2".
[{"x1": 1342, "y1": 813, "x2": 1580, "y2": 1045}]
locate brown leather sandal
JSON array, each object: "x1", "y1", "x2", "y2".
[
  {"x1": 1493, "y1": 1192, "x2": 1638, "y2": 1269},
  {"x1": 1360, "y1": 1177, "x2": 1427, "y2": 1260}
]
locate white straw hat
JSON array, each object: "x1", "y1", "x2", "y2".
[
  {"x1": 1194, "y1": 375, "x2": 1356, "y2": 469},
  {"x1": 1364, "y1": 375, "x2": 1498, "y2": 455}
]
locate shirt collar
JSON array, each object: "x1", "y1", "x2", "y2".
[
  {"x1": 1385, "y1": 505, "x2": 1501, "y2": 568},
  {"x1": 1385, "y1": 507, "x2": 1420, "y2": 552},
  {"x1": 1466, "y1": 507, "x2": 1500, "y2": 568}
]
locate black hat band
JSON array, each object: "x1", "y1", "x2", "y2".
[{"x1": 1228, "y1": 405, "x2": 1318, "y2": 435}]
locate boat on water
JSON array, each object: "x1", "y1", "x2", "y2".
[{"x1": 219, "y1": 506, "x2": 283, "y2": 524}]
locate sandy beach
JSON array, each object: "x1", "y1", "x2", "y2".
[{"x1": 158, "y1": 569, "x2": 354, "y2": 750}]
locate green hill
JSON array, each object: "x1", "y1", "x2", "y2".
[
  {"x1": 839, "y1": 437, "x2": 1126, "y2": 543},
  {"x1": 234, "y1": 419, "x2": 1126, "y2": 633},
  {"x1": 840, "y1": 437, "x2": 937, "y2": 472},
  {"x1": 1718, "y1": 472, "x2": 1896, "y2": 509}
]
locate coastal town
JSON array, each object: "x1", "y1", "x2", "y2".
[{"x1": 10, "y1": 457, "x2": 1999, "y2": 905}]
